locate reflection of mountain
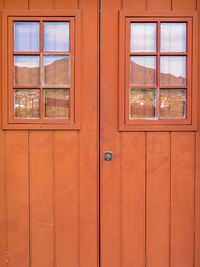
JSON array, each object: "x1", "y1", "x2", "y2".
[
  {"x1": 15, "y1": 57, "x2": 70, "y2": 85},
  {"x1": 15, "y1": 66, "x2": 40, "y2": 85},
  {"x1": 131, "y1": 61, "x2": 185, "y2": 85},
  {"x1": 44, "y1": 57, "x2": 69, "y2": 85}
]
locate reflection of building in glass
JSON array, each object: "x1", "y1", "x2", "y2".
[
  {"x1": 130, "y1": 89, "x2": 156, "y2": 119},
  {"x1": 15, "y1": 89, "x2": 40, "y2": 118},
  {"x1": 45, "y1": 89, "x2": 70, "y2": 119}
]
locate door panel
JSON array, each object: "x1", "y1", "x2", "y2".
[
  {"x1": 146, "y1": 133, "x2": 170, "y2": 267},
  {"x1": 122, "y1": 132, "x2": 145, "y2": 267},
  {"x1": 100, "y1": 1, "x2": 199, "y2": 267},
  {"x1": 171, "y1": 132, "x2": 195, "y2": 267},
  {"x1": 0, "y1": 0, "x2": 200, "y2": 266},
  {"x1": 0, "y1": 0, "x2": 99, "y2": 267}
]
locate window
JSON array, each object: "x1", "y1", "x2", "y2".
[
  {"x1": 119, "y1": 12, "x2": 198, "y2": 131},
  {"x1": 2, "y1": 11, "x2": 80, "y2": 129}
]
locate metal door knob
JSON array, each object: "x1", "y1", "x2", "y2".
[{"x1": 104, "y1": 151, "x2": 112, "y2": 161}]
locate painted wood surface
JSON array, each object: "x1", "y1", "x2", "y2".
[
  {"x1": 0, "y1": 0, "x2": 199, "y2": 266},
  {"x1": 100, "y1": 0, "x2": 199, "y2": 267},
  {"x1": 0, "y1": 0, "x2": 98, "y2": 266}
]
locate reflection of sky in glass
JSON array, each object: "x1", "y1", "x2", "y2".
[
  {"x1": 44, "y1": 55, "x2": 68, "y2": 66},
  {"x1": 14, "y1": 22, "x2": 40, "y2": 52},
  {"x1": 161, "y1": 23, "x2": 186, "y2": 52},
  {"x1": 44, "y1": 22, "x2": 69, "y2": 52},
  {"x1": 131, "y1": 23, "x2": 156, "y2": 52},
  {"x1": 14, "y1": 56, "x2": 40, "y2": 68},
  {"x1": 160, "y1": 56, "x2": 186, "y2": 78}
]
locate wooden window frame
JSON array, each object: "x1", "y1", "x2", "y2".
[
  {"x1": 119, "y1": 11, "x2": 198, "y2": 131},
  {"x1": 2, "y1": 10, "x2": 81, "y2": 130}
]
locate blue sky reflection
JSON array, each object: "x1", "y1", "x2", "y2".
[
  {"x1": 14, "y1": 22, "x2": 40, "y2": 52},
  {"x1": 44, "y1": 22, "x2": 69, "y2": 52}
]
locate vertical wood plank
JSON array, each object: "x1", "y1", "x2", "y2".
[
  {"x1": 79, "y1": 0, "x2": 98, "y2": 266},
  {"x1": 171, "y1": 132, "x2": 195, "y2": 267},
  {"x1": 55, "y1": 0, "x2": 78, "y2": 9},
  {"x1": 197, "y1": 0, "x2": 200, "y2": 10},
  {"x1": 100, "y1": 0, "x2": 122, "y2": 266},
  {"x1": 3, "y1": 0, "x2": 28, "y2": 9},
  {"x1": 6, "y1": 131, "x2": 29, "y2": 267},
  {"x1": 123, "y1": 0, "x2": 146, "y2": 10},
  {"x1": 172, "y1": 0, "x2": 196, "y2": 10},
  {"x1": 196, "y1": 132, "x2": 200, "y2": 267},
  {"x1": 146, "y1": 132, "x2": 170, "y2": 267},
  {"x1": 122, "y1": 132, "x2": 145, "y2": 267},
  {"x1": 54, "y1": 131, "x2": 79, "y2": 267},
  {"x1": 147, "y1": 0, "x2": 171, "y2": 10},
  {"x1": 29, "y1": 0, "x2": 54, "y2": 10},
  {"x1": 0, "y1": 131, "x2": 6, "y2": 267},
  {"x1": 196, "y1": 4, "x2": 200, "y2": 267},
  {"x1": 29, "y1": 131, "x2": 54, "y2": 267},
  {"x1": 0, "y1": 7, "x2": 6, "y2": 267}
]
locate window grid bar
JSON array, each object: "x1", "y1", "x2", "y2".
[
  {"x1": 129, "y1": 52, "x2": 188, "y2": 56},
  {"x1": 157, "y1": 21, "x2": 160, "y2": 119}
]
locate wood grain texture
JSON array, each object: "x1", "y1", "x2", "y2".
[
  {"x1": 146, "y1": 132, "x2": 170, "y2": 267},
  {"x1": 4, "y1": 0, "x2": 28, "y2": 9},
  {"x1": 0, "y1": 7, "x2": 6, "y2": 267},
  {"x1": 147, "y1": 0, "x2": 171, "y2": 10},
  {"x1": 55, "y1": 0, "x2": 78, "y2": 9},
  {"x1": 196, "y1": 132, "x2": 200, "y2": 267},
  {"x1": 0, "y1": 131, "x2": 6, "y2": 267},
  {"x1": 123, "y1": 0, "x2": 146, "y2": 10},
  {"x1": 29, "y1": 131, "x2": 54, "y2": 267},
  {"x1": 196, "y1": 3, "x2": 200, "y2": 265},
  {"x1": 79, "y1": 0, "x2": 98, "y2": 266},
  {"x1": 122, "y1": 132, "x2": 145, "y2": 267},
  {"x1": 197, "y1": 0, "x2": 200, "y2": 10},
  {"x1": 29, "y1": 0, "x2": 54, "y2": 9},
  {"x1": 171, "y1": 132, "x2": 195, "y2": 267},
  {"x1": 100, "y1": 0, "x2": 122, "y2": 266},
  {"x1": 6, "y1": 132, "x2": 29, "y2": 267},
  {"x1": 172, "y1": 0, "x2": 196, "y2": 10},
  {"x1": 54, "y1": 131, "x2": 79, "y2": 267}
]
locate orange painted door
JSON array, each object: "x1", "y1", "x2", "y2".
[
  {"x1": 0, "y1": 0, "x2": 99, "y2": 267},
  {"x1": 0, "y1": 0, "x2": 200, "y2": 267},
  {"x1": 100, "y1": 1, "x2": 200, "y2": 267}
]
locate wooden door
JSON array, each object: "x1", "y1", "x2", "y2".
[
  {"x1": 1, "y1": 0, "x2": 200, "y2": 267},
  {"x1": 0, "y1": 0, "x2": 99, "y2": 267},
  {"x1": 100, "y1": 1, "x2": 200, "y2": 267}
]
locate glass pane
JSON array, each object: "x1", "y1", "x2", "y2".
[
  {"x1": 160, "y1": 89, "x2": 186, "y2": 118},
  {"x1": 44, "y1": 22, "x2": 69, "y2": 52},
  {"x1": 130, "y1": 23, "x2": 156, "y2": 52},
  {"x1": 14, "y1": 22, "x2": 40, "y2": 52},
  {"x1": 44, "y1": 56, "x2": 70, "y2": 86},
  {"x1": 129, "y1": 89, "x2": 157, "y2": 119},
  {"x1": 130, "y1": 56, "x2": 156, "y2": 85},
  {"x1": 160, "y1": 23, "x2": 186, "y2": 52},
  {"x1": 44, "y1": 89, "x2": 70, "y2": 119},
  {"x1": 14, "y1": 89, "x2": 40, "y2": 118},
  {"x1": 160, "y1": 56, "x2": 186, "y2": 85},
  {"x1": 14, "y1": 56, "x2": 40, "y2": 85}
]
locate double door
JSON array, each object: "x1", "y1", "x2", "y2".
[{"x1": 0, "y1": 0, "x2": 200, "y2": 266}]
